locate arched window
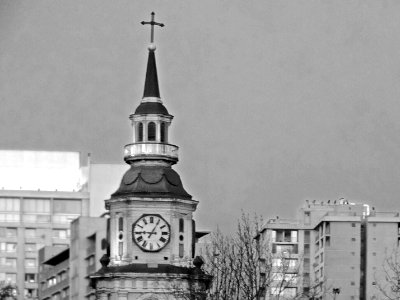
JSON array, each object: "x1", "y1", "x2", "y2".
[
  {"x1": 179, "y1": 218, "x2": 184, "y2": 233},
  {"x1": 160, "y1": 122, "x2": 166, "y2": 142},
  {"x1": 138, "y1": 123, "x2": 143, "y2": 142},
  {"x1": 148, "y1": 122, "x2": 156, "y2": 141}
]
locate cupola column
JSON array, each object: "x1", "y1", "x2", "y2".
[{"x1": 156, "y1": 122, "x2": 161, "y2": 142}]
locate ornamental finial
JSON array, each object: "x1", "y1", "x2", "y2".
[{"x1": 141, "y1": 12, "x2": 164, "y2": 50}]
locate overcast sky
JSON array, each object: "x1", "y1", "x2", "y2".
[{"x1": 1, "y1": 1, "x2": 400, "y2": 232}]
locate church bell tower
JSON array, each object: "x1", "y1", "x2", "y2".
[{"x1": 91, "y1": 12, "x2": 211, "y2": 300}]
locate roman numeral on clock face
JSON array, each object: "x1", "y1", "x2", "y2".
[{"x1": 160, "y1": 237, "x2": 166, "y2": 243}]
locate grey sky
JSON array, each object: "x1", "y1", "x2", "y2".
[{"x1": 1, "y1": 1, "x2": 400, "y2": 232}]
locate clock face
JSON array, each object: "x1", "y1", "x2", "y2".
[{"x1": 132, "y1": 214, "x2": 170, "y2": 252}]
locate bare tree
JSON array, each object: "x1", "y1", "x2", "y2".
[
  {"x1": 375, "y1": 247, "x2": 400, "y2": 300},
  {"x1": 201, "y1": 213, "x2": 302, "y2": 300}
]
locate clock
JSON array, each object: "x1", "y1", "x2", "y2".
[{"x1": 132, "y1": 214, "x2": 170, "y2": 252}]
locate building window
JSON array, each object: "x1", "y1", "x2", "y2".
[
  {"x1": 25, "y1": 228, "x2": 36, "y2": 238},
  {"x1": 0, "y1": 242, "x2": 17, "y2": 253},
  {"x1": 24, "y1": 289, "x2": 36, "y2": 298},
  {"x1": 25, "y1": 243, "x2": 36, "y2": 252},
  {"x1": 148, "y1": 122, "x2": 156, "y2": 141},
  {"x1": 351, "y1": 238, "x2": 356, "y2": 242},
  {"x1": 179, "y1": 219, "x2": 184, "y2": 233},
  {"x1": 2, "y1": 258, "x2": 17, "y2": 267},
  {"x1": 5, "y1": 273, "x2": 16, "y2": 284},
  {"x1": 118, "y1": 242, "x2": 123, "y2": 257},
  {"x1": 179, "y1": 244, "x2": 184, "y2": 258},
  {"x1": 351, "y1": 223, "x2": 356, "y2": 227},
  {"x1": 160, "y1": 122, "x2": 166, "y2": 142},
  {"x1": 23, "y1": 199, "x2": 50, "y2": 213},
  {"x1": 47, "y1": 277, "x2": 57, "y2": 287},
  {"x1": 62, "y1": 288, "x2": 69, "y2": 298},
  {"x1": 304, "y1": 230, "x2": 310, "y2": 243},
  {"x1": 304, "y1": 244, "x2": 310, "y2": 254},
  {"x1": 53, "y1": 199, "x2": 81, "y2": 214},
  {"x1": 275, "y1": 244, "x2": 298, "y2": 254},
  {"x1": 53, "y1": 229, "x2": 69, "y2": 239},
  {"x1": 325, "y1": 222, "x2": 330, "y2": 234},
  {"x1": 25, "y1": 258, "x2": 36, "y2": 268},
  {"x1": 25, "y1": 273, "x2": 36, "y2": 283},
  {"x1": 51, "y1": 292, "x2": 60, "y2": 300},
  {"x1": 0, "y1": 198, "x2": 20, "y2": 211},
  {"x1": 325, "y1": 236, "x2": 331, "y2": 247},
  {"x1": 59, "y1": 271, "x2": 67, "y2": 281},
  {"x1": 0, "y1": 198, "x2": 20, "y2": 222},
  {"x1": 291, "y1": 231, "x2": 298, "y2": 243},
  {"x1": 5, "y1": 228, "x2": 17, "y2": 237},
  {"x1": 119, "y1": 217, "x2": 123, "y2": 232},
  {"x1": 138, "y1": 122, "x2": 143, "y2": 142}
]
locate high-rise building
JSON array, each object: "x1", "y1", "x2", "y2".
[
  {"x1": 38, "y1": 247, "x2": 70, "y2": 300},
  {"x1": 259, "y1": 199, "x2": 400, "y2": 300},
  {"x1": 38, "y1": 216, "x2": 108, "y2": 300},
  {"x1": 0, "y1": 150, "x2": 89, "y2": 300},
  {"x1": 90, "y1": 12, "x2": 211, "y2": 299}
]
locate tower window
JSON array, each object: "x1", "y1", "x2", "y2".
[
  {"x1": 161, "y1": 122, "x2": 166, "y2": 142},
  {"x1": 148, "y1": 122, "x2": 156, "y2": 141},
  {"x1": 118, "y1": 217, "x2": 123, "y2": 232},
  {"x1": 179, "y1": 219, "x2": 184, "y2": 233},
  {"x1": 179, "y1": 244, "x2": 184, "y2": 258},
  {"x1": 118, "y1": 242, "x2": 123, "y2": 257},
  {"x1": 138, "y1": 123, "x2": 143, "y2": 142}
]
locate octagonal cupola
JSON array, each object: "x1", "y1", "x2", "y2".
[{"x1": 124, "y1": 41, "x2": 178, "y2": 165}]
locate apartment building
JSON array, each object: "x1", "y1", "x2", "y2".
[
  {"x1": 0, "y1": 150, "x2": 127, "y2": 300},
  {"x1": 0, "y1": 150, "x2": 89, "y2": 300},
  {"x1": 38, "y1": 247, "x2": 70, "y2": 300},
  {"x1": 260, "y1": 199, "x2": 399, "y2": 300},
  {"x1": 38, "y1": 216, "x2": 108, "y2": 300}
]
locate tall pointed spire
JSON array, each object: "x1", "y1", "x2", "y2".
[
  {"x1": 141, "y1": 12, "x2": 164, "y2": 99},
  {"x1": 143, "y1": 49, "x2": 160, "y2": 98}
]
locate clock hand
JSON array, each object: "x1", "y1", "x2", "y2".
[{"x1": 147, "y1": 219, "x2": 161, "y2": 238}]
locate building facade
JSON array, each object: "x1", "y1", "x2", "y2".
[
  {"x1": 0, "y1": 150, "x2": 127, "y2": 300},
  {"x1": 38, "y1": 247, "x2": 70, "y2": 300},
  {"x1": 90, "y1": 13, "x2": 211, "y2": 299},
  {"x1": 260, "y1": 199, "x2": 400, "y2": 300},
  {"x1": 0, "y1": 190, "x2": 89, "y2": 300},
  {"x1": 38, "y1": 216, "x2": 108, "y2": 300},
  {"x1": 0, "y1": 150, "x2": 89, "y2": 300}
]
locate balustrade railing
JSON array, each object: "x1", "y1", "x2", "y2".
[{"x1": 124, "y1": 143, "x2": 179, "y2": 161}]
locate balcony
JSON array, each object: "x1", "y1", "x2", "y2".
[{"x1": 124, "y1": 143, "x2": 179, "y2": 163}]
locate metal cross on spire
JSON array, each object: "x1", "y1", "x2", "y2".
[{"x1": 141, "y1": 12, "x2": 164, "y2": 44}]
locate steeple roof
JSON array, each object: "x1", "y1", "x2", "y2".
[
  {"x1": 143, "y1": 49, "x2": 160, "y2": 98},
  {"x1": 134, "y1": 46, "x2": 171, "y2": 116}
]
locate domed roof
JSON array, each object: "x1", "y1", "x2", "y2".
[
  {"x1": 134, "y1": 102, "x2": 170, "y2": 116},
  {"x1": 111, "y1": 165, "x2": 191, "y2": 199}
]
